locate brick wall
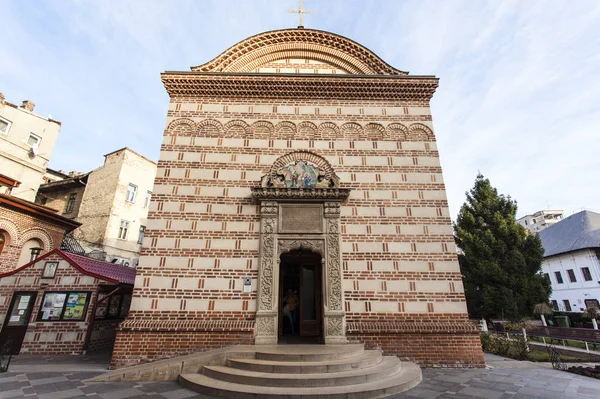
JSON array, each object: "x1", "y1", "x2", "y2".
[
  {"x1": 0, "y1": 206, "x2": 68, "y2": 272},
  {"x1": 0, "y1": 252, "x2": 118, "y2": 354},
  {"x1": 111, "y1": 330, "x2": 254, "y2": 368},
  {"x1": 111, "y1": 96, "x2": 481, "y2": 367},
  {"x1": 349, "y1": 331, "x2": 485, "y2": 368}
]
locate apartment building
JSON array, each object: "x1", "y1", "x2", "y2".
[
  {"x1": 517, "y1": 210, "x2": 564, "y2": 233},
  {"x1": 37, "y1": 148, "x2": 156, "y2": 267},
  {"x1": 0, "y1": 93, "x2": 61, "y2": 202}
]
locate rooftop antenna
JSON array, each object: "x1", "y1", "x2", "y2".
[{"x1": 288, "y1": 0, "x2": 313, "y2": 29}]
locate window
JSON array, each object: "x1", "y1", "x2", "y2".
[
  {"x1": 582, "y1": 267, "x2": 593, "y2": 281},
  {"x1": 524, "y1": 220, "x2": 528, "y2": 226},
  {"x1": 42, "y1": 261, "x2": 58, "y2": 278},
  {"x1": 0, "y1": 117, "x2": 11, "y2": 135},
  {"x1": 0, "y1": 231, "x2": 5, "y2": 255},
  {"x1": 554, "y1": 271, "x2": 564, "y2": 284},
  {"x1": 118, "y1": 220, "x2": 129, "y2": 240},
  {"x1": 95, "y1": 292, "x2": 132, "y2": 320},
  {"x1": 65, "y1": 193, "x2": 77, "y2": 213},
  {"x1": 543, "y1": 273, "x2": 550, "y2": 283},
  {"x1": 37, "y1": 291, "x2": 90, "y2": 321},
  {"x1": 26, "y1": 133, "x2": 41, "y2": 148},
  {"x1": 563, "y1": 299, "x2": 571, "y2": 312},
  {"x1": 126, "y1": 183, "x2": 137, "y2": 202},
  {"x1": 567, "y1": 269, "x2": 577, "y2": 283},
  {"x1": 30, "y1": 247, "x2": 41, "y2": 261},
  {"x1": 585, "y1": 299, "x2": 600, "y2": 310},
  {"x1": 144, "y1": 190, "x2": 152, "y2": 208},
  {"x1": 532, "y1": 218, "x2": 537, "y2": 224},
  {"x1": 138, "y1": 225, "x2": 146, "y2": 244},
  {"x1": 550, "y1": 300, "x2": 559, "y2": 311}
]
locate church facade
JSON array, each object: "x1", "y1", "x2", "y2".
[{"x1": 111, "y1": 29, "x2": 484, "y2": 368}]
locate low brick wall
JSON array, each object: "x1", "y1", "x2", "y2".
[
  {"x1": 348, "y1": 332, "x2": 485, "y2": 368},
  {"x1": 110, "y1": 330, "x2": 255, "y2": 369},
  {"x1": 20, "y1": 322, "x2": 87, "y2": 355},
  {"x1": 347, "y1": 321, "x2": 485, "y2": 368}
]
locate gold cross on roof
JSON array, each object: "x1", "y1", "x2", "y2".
[{"x1": 288, "y1": 0, "x2": 314, "y2": 28}]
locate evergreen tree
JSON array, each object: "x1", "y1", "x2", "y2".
[{"x1": 454, "y1": 174, "x2": 550, "y2": 321}]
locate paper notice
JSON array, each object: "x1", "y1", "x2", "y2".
[{"x1": 17, "y1": 296, "x2": 30, "y2": 310}]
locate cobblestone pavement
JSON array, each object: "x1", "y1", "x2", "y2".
[{"x1": 1, "y1": 354, "x2": 599, "y2": 398}]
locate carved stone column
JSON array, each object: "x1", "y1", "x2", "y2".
[
  {"x1": 255, "y1": 201, "x2": 278, "y2": 344},
  {"x1": 323, "y1": 202, "x2": 347, "y2": 344}
]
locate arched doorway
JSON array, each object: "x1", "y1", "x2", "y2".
[{"x1": 278, "y1": 250, "x2": 323, "y2": 343}]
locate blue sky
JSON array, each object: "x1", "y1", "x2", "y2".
[{"x1": 1, "y1": 0, "x2": 599, "y2": 219}]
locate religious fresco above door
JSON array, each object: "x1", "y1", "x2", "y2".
[
  {"x1": 277, "y1": 160, "x2": 322, "y2": 189},
  {"x1": 264, "y1": 160, "x2": 336, "y2": 189},
  {"x1": 258, "y1": 152, "x2": 342, "y2": 190}
]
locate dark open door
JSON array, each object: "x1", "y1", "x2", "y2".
[
  {"x1": 299, "y1": 263, "x2": 322, "y2": 337},
  {"x1": 0, "y1": 292, "x2": 37, "y2": 355}
]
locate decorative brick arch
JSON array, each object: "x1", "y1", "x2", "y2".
[
  {"x1": 167, "y1": 118, "x2": 196, "y2": 134},
  {"x1": 408, "y1": 123, "x2": 435, "y2": 141},
  {"x1": 18, "y1": 228, "x2": 53, "y2": 251},
  {"x1": 241, "y1": 47, "x2": 364, "y2": 75},
  {"x1": 251, "y1": 121, "x2": 274, "y2": 138},
  {"x1": 341, "y1": 122, "x2": 363, "y2": 140},
  {"x1": 297, "y1": 121, "x2": 318, "y2": 139},
  {"x1": 0, "y1": 218, "x2": 19, "y2": 245},
  {"x1": 385, "y1": 123, "x2": 408, "y2": 140},
  {"x1": 363, "y1": 123, "x2": 385, "y2": 140},
  {"x1": 274, "y1": 121, "x2": 296, "y2": 138},
  {"x1": 192, "y1": 29, "x2": 407, "y2": 76},
  {"x1": 223, "y1": 120, "x2": 249, "y2": 137},
  {"x1": 197, "y1": 119, "x2": 223, "y2": 136},
  {"x1": 318, "y1": 122, "x2": 340, "y2": 138}
]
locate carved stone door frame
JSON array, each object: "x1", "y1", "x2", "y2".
[{"x1": 254, "y1": 200, "x2": 347, "y2": 345}]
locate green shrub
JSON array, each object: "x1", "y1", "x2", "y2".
[{"x1": 480, "y1": 333, "x2": 511, "y2": 356}]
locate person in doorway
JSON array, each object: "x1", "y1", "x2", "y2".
[{"x1": 283, "y1": 289, "x2": 299, "y2": 335}]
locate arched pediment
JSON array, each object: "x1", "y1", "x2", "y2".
[{"x1": 192, "y1": 29, "x2": 407, "y2": 76}]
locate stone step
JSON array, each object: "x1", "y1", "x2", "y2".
[
  {"x1": 202, "y1": 356, "x2": 400, "y2": 387},
  {"x1": 179, "y1": 362, "x2": 422, "y2": 399},
  {"x1": 254, "y1": 344, "x2": 364, "y2": 362},
  {"x1": 227, "y1": 351, "x2": 382, "y2": 374}
]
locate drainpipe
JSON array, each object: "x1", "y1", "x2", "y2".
[{"x1": 82, "y1": 286, "x2": 122, "y2": 354}]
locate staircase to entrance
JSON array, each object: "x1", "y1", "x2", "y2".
[{"x1": 179, "y1": 344, "x2": 421, "y2": 398}]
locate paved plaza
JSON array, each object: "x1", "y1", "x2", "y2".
[{"x1": 0, "y1": 353, "x2": 598, "y2": 399}]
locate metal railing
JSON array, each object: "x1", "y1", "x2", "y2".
[{"x1": 59, "y1": 232, "x2": 86, "y2": 256}]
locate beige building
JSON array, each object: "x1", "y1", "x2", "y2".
[
  {"x1": 37, "y1": 148, "x2": 156, "y2": 267},
  {"x1": 0, "y1": 93, "x2": 61, "y2": 202}
]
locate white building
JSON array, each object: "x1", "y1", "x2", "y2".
[
  {"x1": 0, "y1": 93, "x2": 61, "y2": 202},
  {"x1": 539, "y1": 210, "x2": 600, "y2": 313},
  {"x1": 518, "y1": 210, "x2": 564, "y2": 233}
]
